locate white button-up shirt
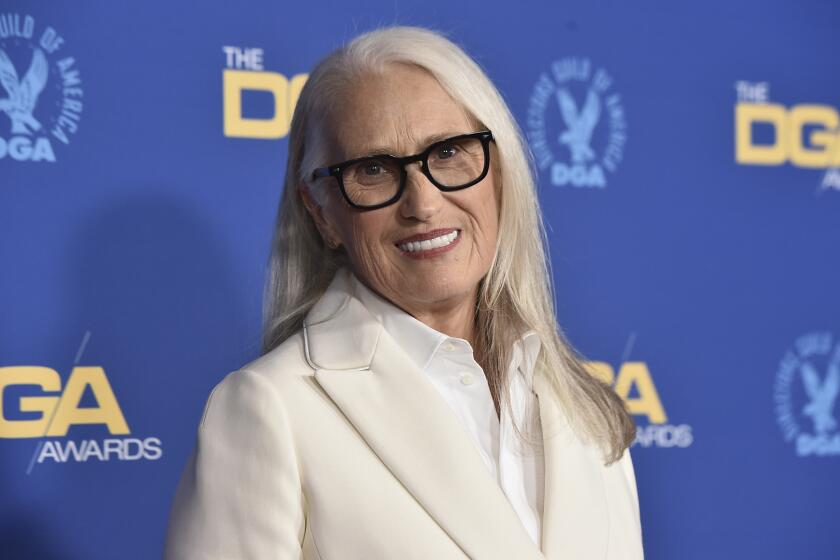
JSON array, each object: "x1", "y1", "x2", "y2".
[{"x1": 352, "y1": 274, "x2": 546, "y2": 547}]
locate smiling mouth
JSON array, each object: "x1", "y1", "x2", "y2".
[{"x1": 395, "y1": 229, "x2": 460, "y2": 254}]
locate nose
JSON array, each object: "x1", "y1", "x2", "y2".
[{"x1": 399, "y1": 162, "x2": 443, "y2": 221}]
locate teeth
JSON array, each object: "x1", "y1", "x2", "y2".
[{"x1": 398, "y1": 230, "x2": 459, "y2": 253}]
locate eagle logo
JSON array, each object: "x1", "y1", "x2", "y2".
[
  {"x1": 556, "y1": 87, "x2": 600, "y2": 164},
  {"x1": 801, "y1": 359, "x2": 840, "y2": 434},
  {"x1": 0, "y1": 47, "x2": 49, "y2": 135}
]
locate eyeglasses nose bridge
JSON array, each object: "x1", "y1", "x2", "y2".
[
  {"x1": 399, "y1": 153, "x2": 425, "y2": 171},
  {"x1": 401, "y1": 156, "x2": 434, "y2": 187}
]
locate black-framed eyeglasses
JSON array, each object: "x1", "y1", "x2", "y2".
[{"x1": 311, "y1": 130, "x2": 495, "y2": 210}]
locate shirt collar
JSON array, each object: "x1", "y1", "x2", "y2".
[
  {"x1": 347, "y1": 269, "x2": 541, "y2": 387},
  {"x1": 349, "y1": 270, "x2": 448, "y2": 372},
  {"x1": 512, "y1": 330, "x2": 541, "y2": 390}
]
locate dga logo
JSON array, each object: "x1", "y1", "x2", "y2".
[
  {"x1": 734, "y1": 81, "x2": 840, "y2": 193},
  {"x1": 774, "y1": 332, "x2": 840, "y2": 457},
  {"x1": 527, "y1": 57, "x2": 627, "y2": 188},
  {"x1": 587, "y1": 360, "x2": 694, "y2": 449},
  {"x1": 221, "y1": 45, "x2": 306, "y2": 139},
  {"x1": 0, "y1": 14, "x2": 82, "y2": 162},
  {"x1": 0, "y1": 365, "x2": 162, "y2": 467}
]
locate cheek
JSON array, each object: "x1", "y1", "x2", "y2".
[
  {"x1": 348, "y1": 211, "x2": 393, "y2": 246},
  {"x1": 335, "y1": 213, "x2": 395, "y2": 270},
  {"x1": 480, "y1": 211, "x2": 500, "y2": 258},
  {"x1": 324, "y1": 197, "x2": 376, "y2": 245},
  {"x1": 343, "y1": 216, "x2": 408, "y2": 292},
  {"x1": 474, "y1": 185, "x2": 500, "y2": 247}
]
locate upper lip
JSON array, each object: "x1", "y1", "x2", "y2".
[{"x1": 394, "y1": 228, "x2": 459, "y2": 245}]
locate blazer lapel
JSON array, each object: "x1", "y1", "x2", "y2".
[
  {"x1": 305, "y1": 270, "x2": 545, "y2": 560},
  {"x1": 535, "y1": 372, "x2": 610, "y2": 560}
]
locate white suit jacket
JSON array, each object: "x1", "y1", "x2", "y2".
[{"x1": 164, "y1": 269, "x2": 644, "y2": 559}]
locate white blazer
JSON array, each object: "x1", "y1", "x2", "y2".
[{"x1": 164, "y1": 269, "x2": 644, "y2": 559}]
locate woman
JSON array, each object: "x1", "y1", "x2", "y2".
[{"x1": 164, "y1": 26, "x2": 643, "y2": 560}]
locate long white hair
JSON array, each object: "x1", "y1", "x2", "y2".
[{"x1": 263, "y1": 25, "x2": 635, "y2": 464}]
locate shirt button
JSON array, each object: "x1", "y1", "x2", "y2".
[
  {"x1": 460, "y1": 372, "x2": 474, "y2": 385},
  {"x1": 444, "y1": 342, "x2": 456, "y2": 351}
]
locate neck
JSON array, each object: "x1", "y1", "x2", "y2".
[
  {"x1": 353, "y1": 272, "x2": 481, "y2": 348},
  {"x1": 408, "y1": 295, "x2": 477, "y2": 347}
]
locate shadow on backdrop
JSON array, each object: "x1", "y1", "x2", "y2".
[{"x1": 2, "y1": 194, "x2": 256, "y2": 560}]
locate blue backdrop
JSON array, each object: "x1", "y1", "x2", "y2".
[{"x1": 2, "y1": 1, "x2": 839, "y2": 558}]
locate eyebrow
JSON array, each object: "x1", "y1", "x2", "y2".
[{"x1": 345, "y1": 131, "x2": 466, "y2": 160}]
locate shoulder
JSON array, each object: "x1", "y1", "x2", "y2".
[
  {"x1": 241, "y1": 329, "x2": 312, "y2": 380},
  {"x1": 200, "y1": 331, "x2": 314, "y2": 425},
  {"x1": 165, "y1": 338, "x2": 309, "y2": 559}
]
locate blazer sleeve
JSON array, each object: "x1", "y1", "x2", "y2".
[
  {"x1": 163, "y1": 369, "x2": 306, "y2": 560},
  {"x1": 619, "y1": 447, "x2": 643, "y2": 537}
]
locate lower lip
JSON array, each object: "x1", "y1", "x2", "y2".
[{"x1": 395, "y1": 230, "x2": 462, "y2": 260}]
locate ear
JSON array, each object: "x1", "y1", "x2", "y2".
[{"x1": 298, "y1": 182, "x2": 342, "y2": 249}]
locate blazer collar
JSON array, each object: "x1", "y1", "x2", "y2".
[{"x1": 304, "y1": 269, "x2": 609, "y2": 559}]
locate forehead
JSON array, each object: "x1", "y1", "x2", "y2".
[{"x1": 325, "y1": 64, "x2": 477, "y2": 160}]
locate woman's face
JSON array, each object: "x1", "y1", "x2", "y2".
[{"x1": 305, "y1": 63, "x2": 500, "y2": 317}]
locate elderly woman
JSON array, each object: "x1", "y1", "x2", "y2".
[{"x1": 164, "y1": 26, "x2": 642, "y2": 560}]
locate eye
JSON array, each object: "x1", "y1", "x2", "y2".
[
  {"x1": 362, "y1": 162, "x2": 382, "y2": 175},
  {"x1": 436, "y1": 144, "x2": 459, "y2": 159}
]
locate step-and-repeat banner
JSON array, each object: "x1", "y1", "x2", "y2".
[{"x1": 2, "y1": 2, "x2": 838, "y2": 558}]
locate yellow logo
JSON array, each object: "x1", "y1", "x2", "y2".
[
  {"x1": 735, "y1": 102, "x2": 840, "y2": 168},
  {"x1": 587, "y1": 360, "x2": 693, "y2": 448},
  {"x1": 0, "y1": 366, "x2": 129, "y2": 439},
  {"x1": 223, "y1": 69, "x2": 307, "y2": 139},
  {"x1": 587, "y1": 361, "x2": 667, "y2": 424}
]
